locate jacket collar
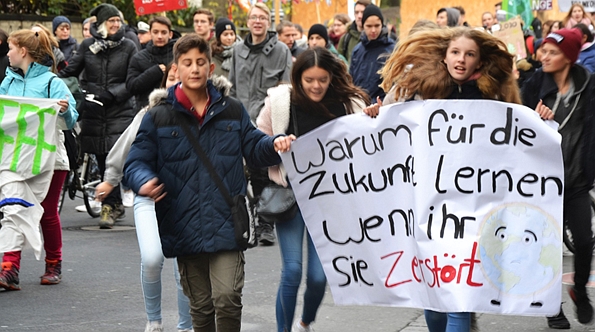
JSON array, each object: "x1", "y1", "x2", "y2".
[
  {"x1": 167, "y1": 75, "x2": 233, "y2": 122},
  {"x1": 538, "y1": 64, "x2": 590, "y2": 100}
]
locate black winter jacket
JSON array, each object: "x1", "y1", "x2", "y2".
[
  {"x1": 59, "y1": 26, "x2": 137, "y2": 155},
  {"x1": 126, "y1": 39, "x2": 176, "y2": 111},
  {"x1": 521, "y1": 65, "x2": 595, "y2": 187}
]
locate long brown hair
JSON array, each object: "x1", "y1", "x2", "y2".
[
  {"x1": 380, "y1": 27, "x2": 521, "y2": 103},
  {"x1": 9, "y1": 29, "x2": 57, "y2": 73},
  {"x1": 291, "y1": 47, "x2": 370, "y2": 116}
]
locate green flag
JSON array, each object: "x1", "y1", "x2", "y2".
[{"x1": 502, "y1": 0, "x2": 534, "y2": 29}]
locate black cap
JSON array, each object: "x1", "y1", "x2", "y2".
[
  {"x1": 89, "y1": 4, "x2": 120, "y2": 26},
  {"x1": 215, "y1": 18, "x2": 236, "y2": 41},
  {"x1": 308, "y1": 24, "x2": 329, "y2": 46},
  {"x1": 362, "y1": 4, "x2": 383, "y2": 26}
]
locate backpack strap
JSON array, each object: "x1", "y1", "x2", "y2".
[{"x1": 47, "y1": 76, "x2": 56, "y2": 98}]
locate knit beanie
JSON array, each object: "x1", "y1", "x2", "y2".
[
  {"x1": 89, "y1": 4, "x2": 120, "y2": 26},
  {"x1": 308, "y1": 24, "x2": 329, "y2": 46},
  {"x1": 362, "y1": 4, "x2": 383, "y2": 26},
  {"x1": 543, "y1": 28, "x2": 583, "y2": 63},
  {"x1": 215, "y1": 18, "x2": 236, "y2": 41},
  {"x1": 52, "y1": 16, "x2": 71, "y2": 35}
]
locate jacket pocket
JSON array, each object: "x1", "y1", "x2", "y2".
[
  {"x1": 213, "y1": 120, "x2": 241, "y2": 156},
  {"x1": 157, "y1": 127, "x2": 192, "y2": 162}
]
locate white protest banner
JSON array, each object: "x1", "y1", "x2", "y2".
[
  {"x1": 281, "y1": 100, "x2": 564, "y2": 316},
  {"x1": 0, "y1": 95, "x2": 60, "y2": 259}
]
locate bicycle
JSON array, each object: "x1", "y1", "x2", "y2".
[
  {"x1": 58, "y1": 133, "x2": 102, "y2": 218},
  {"x1": 562, "y1": 189, "x2": 595, "y2": 254}
]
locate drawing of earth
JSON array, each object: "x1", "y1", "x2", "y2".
[{"x1": 478, "y1": 203, "x2": 562, "y2": 295}]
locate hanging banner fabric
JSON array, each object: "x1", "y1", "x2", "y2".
[{"x1": 0, "y1": 95, "x2": 60, "y2": 259}]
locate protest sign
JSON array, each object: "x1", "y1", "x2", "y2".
[
  {"x1": 493, "y1": 18, "x2": 527, "y2": 60},
  {"x1": 0, "y1": 95, "x2": 60, "y2": 259},
  {"x1": 281, "y1": 100, "x2": 564, "y2": 316}
]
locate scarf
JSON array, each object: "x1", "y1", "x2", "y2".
[
  {"x1": 89, "y1": 26, "x2": 125, "y2": 54},
  {"x1": 220, "y1": 45, "x2": 234, "y2": 71}
]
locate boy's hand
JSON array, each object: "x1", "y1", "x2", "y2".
[
  {"x1": 95, "y1": 181, "x2": 114, "y2": 202},
  {"x1": 139, "y1": 178, "x2": 167, "y2": 202},
  {"x1": 274, "y1": 135, "x2": 296, "y2": 153}
]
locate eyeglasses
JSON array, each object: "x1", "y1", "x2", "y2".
[
  {"x1": 249, "y1": 15, "x2": 269, "y2": 22},
  {"x1": 107, "y1": 18, "x2": 122, "y2": 24}
]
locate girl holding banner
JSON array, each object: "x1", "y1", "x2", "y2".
[
  {"x1": 256, "y1": 47, "x2": 369, "y2": 332},
  {"x1": 367, "y1": 27, "x2": 520, "y2": 332},
  {"x1": 522, "y1": 28, "x2": 595, "y2": 329},
  {"x1": 0, "y1": 29, "x2": 78, "y2": 290}
]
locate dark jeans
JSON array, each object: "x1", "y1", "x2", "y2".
[
  {"x1": 96, "y1": 153, "x2": 121, "y2": 207},
  {"x1": 565, "y1": 185, "x2": 594, "y2": 291}
]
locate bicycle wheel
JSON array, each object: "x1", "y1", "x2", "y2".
[{"x1": 82, "y1": 154, "x2": 102, "y2": 218}]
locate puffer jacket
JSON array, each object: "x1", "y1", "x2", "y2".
[
  {"x1": 59, "y1": 25, "x2": 137, "y2": 155},
  {"x1": 123, "y1": 78, "x2": 282, "y2": 257},
  {"x1": 350, "y1": 27, "x2": 395, "y2": 101},
  {"x1": 0, "y1": 62, "x2": 79, "y2": 170},
  {"x1": 126, "y1": 39, "x2": 176, "y2": 111},
  {"x1": 229, "y1": 31, "x2": 293, "y2": 122},
  {"x1": 578, "y1": 42, "x2": 595, "y2": 73}
]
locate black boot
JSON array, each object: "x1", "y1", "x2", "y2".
[{"x1": 546, "y1": 304, "x2": 571, "y2": 329}]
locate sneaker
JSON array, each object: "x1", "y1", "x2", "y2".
[
  {"x1": 99, "y1": 204, "x2": 115, "y2": 229},
  {"x1": 113, "y1": 203, "x2": 126, "y2": 220},
  {"x1": 293, "y1": 320, "x2": 314, "y2": 332},
  {"x1": 40, "y1": 259, "x2": 62, "y2": 285},
  {"x1": 144, "y1": 321, "x2": 163, "y2": 332},
  {"x1": 75, "y1": 204, "x2": 87, "y2": 212},
  {"x1": 122, "y1": 189, "x2": 134, "y2": 208},
  {"x1": 569, "y1": 286, "x2": 594, "y2": 325},
  {"x1": 258, "y1": 223, "x2": 275, "y2": 246},
  {"x1": 177, "y1": 329, "x2": 193, "y2": 332},
  {"x1": 0, "y1": 262, "x2": 20, "y2": 291},
  {"x1": 547, "y1": 305, "x2": 571, "y2": 329}
]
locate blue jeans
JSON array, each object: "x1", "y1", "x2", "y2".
[
  {"x1": 275, "y1": 209, "x2": 327, "y2": 332},
  {"x1": 134, "y1": 195, "x2": 192, "y2": 330},
  {"x1": 424, "y1": 310, "x2": 471, "y2": 332}
]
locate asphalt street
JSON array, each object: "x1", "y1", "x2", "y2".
[{"x1": 0, "y1": 197, "x2": 594, "y2": 331}]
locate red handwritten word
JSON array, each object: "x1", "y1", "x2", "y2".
[{"x1": 382, "y1": 242, "x2": 482, "y2": 288}]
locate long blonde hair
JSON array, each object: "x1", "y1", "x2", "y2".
[
  {"x1": 380, "y1": 27, "x2": 521, "y2": 104},
  {"x1": 8, "y1": 29, "x2": 56, "y2": 73}
]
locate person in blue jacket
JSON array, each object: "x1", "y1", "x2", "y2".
[
  {"x1": 575, "y1": 23, "x2": 595, "y2": 73},
  {"x1": 349, "y1": 4, "x2": 395, "y2": 101},
  {"x1": 123, "y1": 34, "x2": 294, "y2": 331},
  {"x1": 0, "y1": 28, "x2": 78, "y2": 291}
]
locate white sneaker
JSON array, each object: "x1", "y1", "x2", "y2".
[
  {"x1": 177, "y1": 329, "x2": 193, "y2": 332},
  {"x1": 293, "y1": 320, "x2": 314, "y2": 332},
  {"x1": 122, "y1": 189, "x2": 134, "y2": 208},
  {"x1": 75, "y1": 204, "x2": 86, "y2": 212},
  {"x1": 144, "y1": 321, "x2": 163, "y2": 332}
]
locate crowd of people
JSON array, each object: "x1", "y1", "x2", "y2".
[{"x1": 0, "y1": 2, "x2": 594, "y2": 332}]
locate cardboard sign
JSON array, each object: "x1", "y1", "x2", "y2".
[
  {"x1": 493, "y1": 18, "x2": 527, "y2": 60},
  {"x1": 281, "y1": 99, "x2": 564, "y2": 316}
]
